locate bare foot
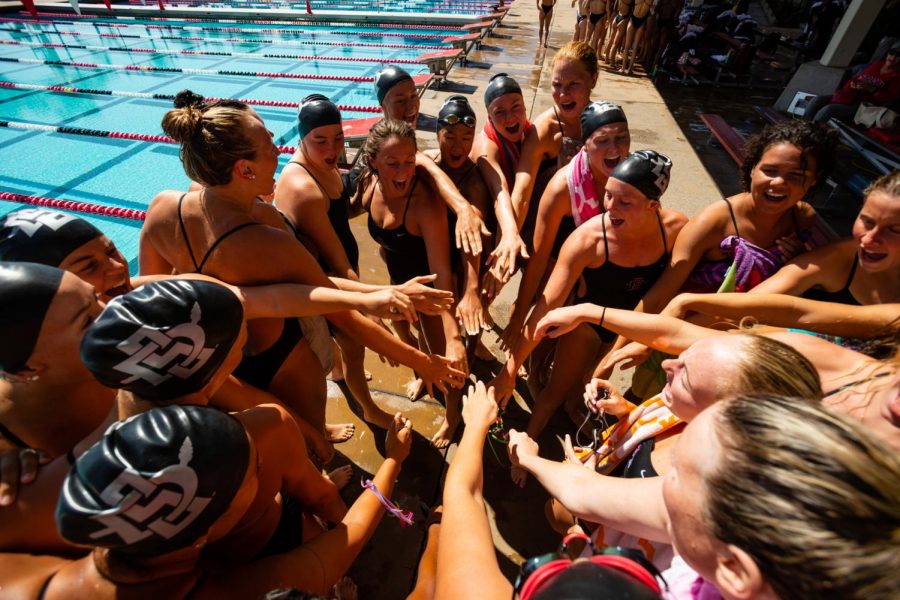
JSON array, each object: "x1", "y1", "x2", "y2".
[
  {"x1": 405, "y1": 377, "x2": 427, "y2": 402},
  {"x1": 511, "y1": 464, "x2": 529, "y2": 487},
  {"x1": 326, "y1": 422, "x2": 355, "y2": 444},
  {"x1": 362, "y1": 406, "x2": 395, "y2": 430},
  {"x1": 327, "y1": 465, "x2": 353, "y2": 490},
  {"x1": 430, "y1": 414, "x2": 459, "y2": 449},
  {"x1": 333, "y1": 576, "x2": 358, "y2": 600}
]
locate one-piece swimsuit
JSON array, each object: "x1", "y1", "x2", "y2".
[{"x1": 366, "y1": 178, "x2": 431, "y2": 284}]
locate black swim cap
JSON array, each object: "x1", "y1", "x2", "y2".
[
  {"x1": 374, "y1": 66, "x2": 413, "y2": 104},
  {"x1": 484, "y1": 72, "x2": 523, "y2": 109},
  {"x1": 580, "y1": 101, "x2": 628, "y2": 142},
  {"x1": 297, "y1": 94, "x2": 342, "y2": 139},
  {"x1": 610, "y1": 150, "x2": 673, "y2": 201},
  {"x1": 56, "y1": 404, "x2": 250, "y2": 556},
  {"x1": 531, "y1": 561, "x2": 661, "y2": 600},
  {"x1": 0, "y1": 208, "x2": 103, "y2": 267},
  {"x1": 437, "y1": 95, "x2": 476, "y2": 131},
  {"x1": 0, "y1": 262, "x2": 64, "y2": 374},
  {"x1": 80, "y1": 279, "x2": 244, "y2": 401}
]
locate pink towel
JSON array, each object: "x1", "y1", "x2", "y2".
[{"x1": 565, "y1": 148, "x2": 603, "y2": 226}]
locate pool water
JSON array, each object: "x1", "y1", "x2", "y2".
[{"x1": 0, "y1": 12, "x2": 464, "y2": 273}]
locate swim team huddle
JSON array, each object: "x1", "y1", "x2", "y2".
[{"x1": 0, "y1": 39, "x2": 898, "y2": 600}]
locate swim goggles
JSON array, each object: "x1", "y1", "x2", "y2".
[
  {"x1": 438, "y1": 113, "x2": 476, "y2": 128},
  {"x1": 514, "y1": 532, "x2": 665, "y2": 599}
]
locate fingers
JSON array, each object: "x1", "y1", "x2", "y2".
[
  {"x1": 18, "y1": 448, "x2": 40, "y2": 485},
  {"x1": 563, "y1": 434, "x2": 579, "y2": 462},
  {"x1": 411, "y1": 274, "x2": 438, "y2": 286},
  {"x1": 467, "y1": 230, "x2": 482, "y2": 256},
  {"x1": 0, "y1": 451, "x2": 19, "y2": 507}
]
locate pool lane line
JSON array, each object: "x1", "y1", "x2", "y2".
[
  {"x1": 0, "y1": 190, "x2": 146, "y2": 220},
  {"x1": 0, "y1": 24, "x2": 448, "y2": 50},
  {"x1": 0, "y1": 118, "x2": 301, "y2": 154},
  {"x1": 0, "y1": 17, "x2": 453, "y2": 40},
  {"x1": 0, "y1": 56, "x2": 405, "y2": 83},
  {"x1": 0, "y1": 38, "x2": 425, "y2": 65},
  {"x1": 18, "y1": 12, "x2": 465, "y2": 31},
  {"x1": 0, "y1": 80, "x2": 383, "y2": 113}
]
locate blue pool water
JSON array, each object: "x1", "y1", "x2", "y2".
[{"x1": 0, "y1": 12, "x2": 463, "y2": 273}]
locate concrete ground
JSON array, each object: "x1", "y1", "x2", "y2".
[{"x1": 326, "y1": 1, "x2": 722, "y2": 598}]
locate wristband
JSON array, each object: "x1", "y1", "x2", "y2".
[
  {"x1": 361, "y1": 478, "x2": 414, "y2": 527},
  {"x1": 598, "y1": 306, "x2": 607, "y2": 329}
]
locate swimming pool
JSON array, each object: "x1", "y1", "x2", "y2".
[{"x1": 0, "y1": 10, "x2": 471, "y2": 273}]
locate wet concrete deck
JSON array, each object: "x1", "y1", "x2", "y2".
[{"x1": 326, "y1": 1, "x2": 723, "y2": 598}]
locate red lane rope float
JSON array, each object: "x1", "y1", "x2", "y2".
[
  {"x1": 0, "y1": 119, "x2": 298, "y2": 155},
  {"x1": 0, "y1": 56, "x2": 397, "y2": 83},
  {"x1": 0, "y1": 80, "x2": 383, "y2": 113},
  {"x1": 0, "y1": 24, "x2": 448, "y2": 50},
  {"x1": 0, "y1": 38, "x2": 425, "y2": 65},
  {"x1": 0, "y1": 191, "x2": 146, "y2": 221},
  {"x1": 20, "y1": 11, "x2": 464, "y2": 30}
]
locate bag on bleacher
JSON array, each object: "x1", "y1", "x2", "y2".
[{"x1": 854, "y1": 103, "x2": 899, "y2": 129}]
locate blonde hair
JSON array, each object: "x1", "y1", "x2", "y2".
[
  {"x1": 356, "y1": 118, "x2": 417, "y2": 183},
  {"x1": 864, "y1": 169, "x2": 900, "y2": 199},
  {"x1": 706, "y1": 393, "x2": 900, "y2": 599},
  {"x1": 161, "y1": 91, "x2": 256, "y2": 187},
  {"x1": 729, "y1": 334, "x2": 822, "y2": 400},
  {"x1": 550, "y1": 41, "x2": 599, "y2": 80}
]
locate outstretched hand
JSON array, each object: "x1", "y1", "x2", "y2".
[
  {"x1": 598, "y1": 341, "x2": 652, "y2": 372},
  {"x1": 461, "y1": 380, "x2": 499, "y2": 431},
  {"x1": 395, "y1": 275, "x2": 454, "y2": 315},
  {"x1": 385, "y1": 413, "x2": 413, "y2": 462},
  {"x1": 455, "y1": 205, "x2": 491, "y2": 257},
  {"x1": 507, "y1": 429, "x2": 539, "y2": 467},
  {"x1": 534, "y1": 305, "x2": 591, "y2": 340}
]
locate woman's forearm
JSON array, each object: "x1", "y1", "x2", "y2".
[
  {"x1": 241, "y1": 284, "x2": 374, "y2": 319},
  {"x1": 328, "y1": 310, "x2": 429, "y2": 368},
  {"x1": 589, "y1": 305, "x2": 717, "y2": 354}
]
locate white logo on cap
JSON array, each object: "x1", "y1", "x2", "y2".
[
  {"x1": 648, "y1": 154, "x2": 671, "y2": 196},
  {"x1": 4, "y1": 209, "x2": 77, "y2": 237},
  {"x1": 88, "y1": 437, "x2": 213, "y2": 545},
  {"x1": 112, "y1": 302, "x2": 215, "y2": 386}
]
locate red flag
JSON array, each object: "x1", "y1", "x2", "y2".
[
  {"x1": 20, "y1": 0, "x2": 38, "y2": 18},
  {"x1": 306, "y1": 0, "x2": 312, "y2": 14}
]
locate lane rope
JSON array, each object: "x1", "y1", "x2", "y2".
[{"x1": 0, "y1": 190, "x2": 146, "y2": 220}]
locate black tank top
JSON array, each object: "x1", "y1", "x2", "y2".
[
  {"x1": 365, "y1": 178, "x2": 431, "y2": 284},
  {"x1": 582, "y1": 213, "x2": 669, "y2": 343},
  {"x1": 802, "y1": 255, "x2": 861, "y2": 306}
]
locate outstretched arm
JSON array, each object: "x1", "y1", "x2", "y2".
[
  {"x1": 435, "y1": 382, "x2": 512, "y2": 600},
  {"x1": 509, "y1": 431, "x2": 670, "y2": 543}
]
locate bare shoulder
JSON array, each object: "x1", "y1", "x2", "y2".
[
  {"x1": 472, "y1": 130, "x2": 497, "y2": 157},
  {"x1": 794, "y1": 200, "x2": 819, "y2": 227},
  {"x1": 146, "y1": 189, "x2": 190, "y2": 220},
  {"x1": 661, "y1": 208, "x2": 689, "y2": 233},
  {"x1": 791, "y1": 237, "x2": 857, "y2": 267},
  {"x1": 275, "y1": 163, "x2": 327, "y2": 211}
]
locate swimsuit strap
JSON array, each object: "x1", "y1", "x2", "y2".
[
  {"x1": 553, "y1": 105, "x2": 566, "y2": 140},
  {"x1": 655, "y1": 210, "x2": 669, "y2": 254},
  {"x1": 453, "y1": 162, "x2": 480, "y2": 188},
  {"x1": 196, "y1": 221, "x2": 261, "y2": 273},
  {"x1": 177, "y1": 193, "x2": 200, "y2": 272},
  {"x1": 0, "y1": 419, "x2": 28, "y2": 449},
  {"x1": 722, "y1": 197, "x2": 741, "y2": 238},
  {"x1": 823, "y1": 371, "x2": 892, "y2": 398},
  {"x1": 292, "y1": 160, "x2": 337, "y2": 199},
  {"x1": 601, "y1": 212, "x2": 611, "y2": 260},
  {"x1": 843, "y1": 254, "x2": 859, "y2": 289},
  {"x1": 401, "y1": 178, "x2": 419, "y2": 227}
]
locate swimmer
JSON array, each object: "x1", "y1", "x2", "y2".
[
  {"x1": 602, "y1": 0, "x2": 631, "y2": 68},
  {"x1": 620, "y1": 0, "x2": 653, "y2": 74},
  {"x1": 586, "y1": 0, "x2": 611, "y2": 55},
  {"x1": 537, "y1": 0, "x2": 557, "y2": 47}
]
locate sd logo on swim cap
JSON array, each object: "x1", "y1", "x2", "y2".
[
  {"x1": 56, "y1": 405, "x2": 249, "y2": 556},
  {"x1": 80, "y1": 279, "x2": 243, "y2": 401},
  {"x1": 0, "y1": 208, "x2": 103, "y2": 267},
  {"x1": 610, "y1": 150, "x2": 673, "y2": 201}
]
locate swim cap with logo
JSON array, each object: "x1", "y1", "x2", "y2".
[
  {"x1": 0, "y1": 208, "x2": 103, "y2": 267},
  {"x1": 580, "y1": 101, "x2": 628, "y2": 142},
  {"x1": 374, "y1": 66, "x2": 413, "y2": 104},
  {"x1": 297, "y1": 94, "x2": 342, "y2": 139},
  {"x1": 0, "y1": 262, "x2": 65, "y2": 374},
  {"x1": 80, "y1": 279, "x2": 244, "y2": 401},
  {"x1": 56, "y1": 404, "x2": 250, "y2": 556},
  {"x1": 484, "y1": 73, "x2": 523, "y2": 109},
  {"x1": 437, "y1": 95, "x2": 477, "y2": 131},
  {"x1": 610, "y1": 150, "x2": 673, "y2": 201}
]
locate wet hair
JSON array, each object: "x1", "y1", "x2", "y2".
[
  {"x1": 705, "y1": 393, "x2": 900, "y2": 599},
  {"x1": 550, "y1": 41, "x2": 600, "y2": 81},
  {"x1": 356, "y1": 118, "x2": 417, "y2": 183},
  {"x1": 161, "y1": 89, "x2": 257, "y2": 187},
  {"x1": 739, "y1": 120, "x2": 836, "y2": 193},
  {"x1": 728, "y1": 334, "x2": 822, "y2": 400},
  {"x1": 864, "y1": 169, "x2": 900, "y2": 199}
]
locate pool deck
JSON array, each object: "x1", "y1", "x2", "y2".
[{"x1": 328, "y1": 1, "x2": 720, "y2": 598}]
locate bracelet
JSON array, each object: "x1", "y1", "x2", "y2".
[
  {"x1": 598, "y1": 306, "x2": 607, "y2": 329},
  {"x1": 361, "y1": 478, "x2": 414, "y2": 527}
]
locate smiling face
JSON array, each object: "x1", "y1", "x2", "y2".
[
  {"x1": 301, "y1": 123, "x2": 345, "y2": 170},
  {"x1": 662, "y1": 405, "x2": 723, "y2": 583},
  {"x1": 660, "y1": 336, "x2": 743, "y2": 422},
  {"x1": 585, "y1": 122, "x2": 631, "y2": 178},
  {"x1": 551, "y1": 60, "x2": 596, "y2": 122},
  {"x1": 602, "y1": 177, "x2": 657, "y2": 229},
  {"x1": 748, "y1": 142, "x2": 817, "y2": 215},
  {"x1": 487, "y1": 92, "x2": 528, "y2": 143},
  {"x1": 370, "y1": 134, "x2": 417, "y2": 197},
  {"x1": 853, "y1": 190, "x2": 900, "y2": 274},
  {"x1": 58, "y1": 235, "x2": 131, "y2": 303},
  {"x1": 438, "y1": 122, "x2": 476, "y2": 170},
  {"x1": 381, "y1": 79, "x2": 420, "y2": 127}
]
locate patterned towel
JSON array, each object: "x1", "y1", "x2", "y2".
[{"x1": 565, "y1": 148, "x2": 604, "y2": 227}]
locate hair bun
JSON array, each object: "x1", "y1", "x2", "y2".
[{"x1": 173, "y1": 89, "x2": 205, "y2": 109}]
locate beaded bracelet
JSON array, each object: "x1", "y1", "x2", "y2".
[{"x1": 361, "y1": 478, "x2": 414, "y2": 527}]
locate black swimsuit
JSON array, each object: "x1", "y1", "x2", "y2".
[
  {"x1": 0, "y1": 420, "x2": 28, "y2": 449},
  {"x1": 366, "y1": 178, "x2": 431, "y2": 285},
  {"x1": 590, "y1": 12, "x2": 604, "y2": 24},
  {"x1": 177, "y1": 194, "x2": 304, "y2": 391},
  {"x1": 541, "y1": 3, "x2": 553, "y2": 13},
  {"x1": 288, "y1": 162, "x2": 360, "y2": 273},
  {"x1": 802, "y1": 255, "x2": 861, "y2": 306},
  {"x1": 581, "y1": 213, "x2": 669, "y2": 343}
]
